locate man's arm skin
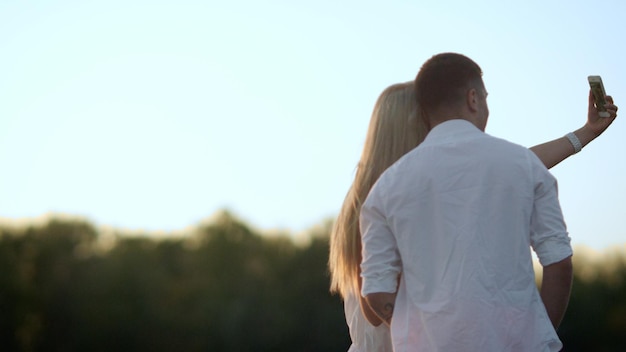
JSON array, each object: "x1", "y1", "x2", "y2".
[
  {"x1": 365, "y1": 292, "x2": 397, "y2": 326},
  {"x1": 358, "y1": 276, "x2": 384, "y2": 326},
  {"x1": 360, "y1": 295, "x2": 383, "y2": 326},
  {"x1": 540, "y1": 255, "x2": 573, "y2": 329}
]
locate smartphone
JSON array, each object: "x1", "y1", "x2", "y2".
[{"x1": 588, "y1": 75, "x2": 610, "y2": 118}]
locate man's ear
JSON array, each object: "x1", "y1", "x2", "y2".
[{"x1": 467, "y1": 88, "x2": 479, "y2": 113}]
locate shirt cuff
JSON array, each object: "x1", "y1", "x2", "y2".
[
  {"x1": 361, "y1": 271, "x2": 399, "y2": 297},
  {"x1": 534, "y1": 233, "x2": 573, "y2": 266}
]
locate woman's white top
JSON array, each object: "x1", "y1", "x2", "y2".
[{"x1": 344, "y1": 292, "x2": 392, "y2": 352}]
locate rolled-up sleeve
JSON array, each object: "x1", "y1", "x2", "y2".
[
  {"x1": 360, "y1": 188, "x2": 402, "y2": 297},
  {"x1": 530, "y1": 161, "x2": 573, "y2": 266}
]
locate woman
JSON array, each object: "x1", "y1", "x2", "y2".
[{"x1": 328, "y1": 82, "x2": 618, "y2": 351}]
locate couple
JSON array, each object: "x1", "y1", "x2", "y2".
[{"x1": 329, "y1": 53, "x2": 618, "y2": 351}]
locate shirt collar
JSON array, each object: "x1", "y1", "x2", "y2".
[{"x1": 422, "y1": 119, "x2": 482, "y2": 145}]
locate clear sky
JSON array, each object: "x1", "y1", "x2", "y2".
[{"x1": 1, "y1": 0, "x2": 624, "y2": 250}]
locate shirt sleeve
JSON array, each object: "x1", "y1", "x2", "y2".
[
  {"x1": 360, "y1": 186, "x2": 402, "y2": 297},
  {"x1": 529, "y1": 156, "x2": 573, "y2": 266}
]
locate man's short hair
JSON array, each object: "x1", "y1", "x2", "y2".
[{"x1": 414, "y1": 53, "x2": 483, "y2": 117}]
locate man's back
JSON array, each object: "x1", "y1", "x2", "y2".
[{"x1": 360, "y1": 119, "x2": 572, "y2": 351}]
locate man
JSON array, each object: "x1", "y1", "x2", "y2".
[{"x1": 360, "y1": 53, "x2": 574, "y2": 351}]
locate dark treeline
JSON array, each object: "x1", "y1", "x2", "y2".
[{"x1": 0, "y1": 213, "x2": 625, "y2": 351}]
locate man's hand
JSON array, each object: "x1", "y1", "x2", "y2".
[{"x1": 365, "y1": 292, "x2": 397, "y2": 326}]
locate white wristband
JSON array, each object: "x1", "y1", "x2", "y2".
[{"x1": 565, "y1": 132, "x2": 582, "y2": 154}]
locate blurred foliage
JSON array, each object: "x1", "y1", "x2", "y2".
[
  {"x1": 0, "y1": 213, "x2": 625, "y2": 351},
  {"x1": 0, "y1": 213, "x2": 348, "y2": 352}
]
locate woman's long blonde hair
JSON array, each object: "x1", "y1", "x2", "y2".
[{"x1": 329, "y1": 82, "x2": 428, "y2": 299}]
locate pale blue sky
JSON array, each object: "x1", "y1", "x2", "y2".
[{"x1": 1, "y1": 0, "x2": 625, "y2": 250}]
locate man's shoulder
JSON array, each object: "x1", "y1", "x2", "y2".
[
  {"x1": 380, "y1": 146, "x2": 422, "y2": 179},
  {"x1": 480, "y1": 134, "x2": 552, "y2": 179},
  {"x1": 366, "y1": 148, "x2": 420, "y2": 199},
  {"x1": 482, "y1": 133, "x2": 536, "y2": 158}
]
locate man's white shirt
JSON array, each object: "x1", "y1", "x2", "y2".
[{"x1": 360, "y1": 119, "x2": 572, "y2": 352}]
